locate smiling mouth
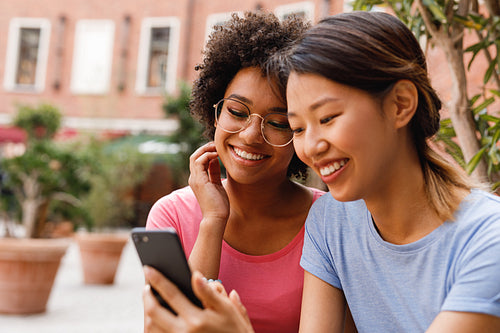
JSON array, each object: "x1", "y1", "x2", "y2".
[
  {"x1": 319, "y1": 159, "x2": 348, "y2": 176},
  {"x1": 233, "y1": 147, "x2": 266, "y2": 161}
]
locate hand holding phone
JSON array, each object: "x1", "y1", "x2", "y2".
[{"x1": 131, "y1": 227, "x2": 203, "y2": 312}]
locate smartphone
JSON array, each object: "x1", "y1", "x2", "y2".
[{"x1": 131, "y1": 227, "x2": 203, "y2": 312}]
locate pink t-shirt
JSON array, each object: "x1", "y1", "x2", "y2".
[{"x1": 146, "y1": 185, "x2": 324, "y2": 333}]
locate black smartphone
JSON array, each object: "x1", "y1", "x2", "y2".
[{"x1": 131, "y1": 227, "x2": 203, "y2": 312}]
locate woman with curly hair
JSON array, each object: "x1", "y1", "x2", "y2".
[
  {"x1": 144, "y1": 11, "x2": 500, "y2": 333},
  {"x1": 144, "y1": 11, "x2": 324, "y2": 333}
]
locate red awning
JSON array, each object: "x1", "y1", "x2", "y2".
[{"x1": 0, "y1": 127, "x2": 26, "y2": 143}]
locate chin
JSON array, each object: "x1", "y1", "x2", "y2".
[{"x1": 326, "y1": 187, "x2": 360, "y2": 203}]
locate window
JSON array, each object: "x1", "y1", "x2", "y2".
[
  {"x1": 70, "y1": 20, "x2": 115, "y2": 95},
  {"x1": 275, "y1": 2, "x2": 315, "y2": 22},
  {"x1": 4, "y1": 18, "x2": 51, "y2": 92},
  {"x1": 136, "y1": 17, "x2": 180, "y2": 95},
  {"x1": 343, "y1": 2, "x2": 385, "y2": 13},
  {"x1": 204, "y1": 12, "x2": 242, "y2": 43}
]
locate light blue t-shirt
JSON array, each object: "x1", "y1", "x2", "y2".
[{"x1": 301, "y1": 189, "x2": 500, "y2": 332}]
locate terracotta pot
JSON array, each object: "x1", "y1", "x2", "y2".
[
  {"x1": 75, "y1": 232, "x2": 129, "y2": 285},
  {"x1": 0, "y1": 237, "x2": 70, "y2": 314}
]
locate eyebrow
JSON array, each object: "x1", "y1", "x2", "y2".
[
  {"x1": 310, "y1": 97, "x2": 341, "y2": 110},
  {"x1": 288, "y1": 96, "x2": 341, "y2": 117},
  {"x1": 226, "y1": 93, "x2": 287, "y2": 114},
  {"x1": 227, "y1": 94, "x2": 252, "y2": 105}
]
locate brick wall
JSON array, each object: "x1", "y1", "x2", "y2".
[{"x1": 0, "y1": 0, "x2": 338, "y2": 133}]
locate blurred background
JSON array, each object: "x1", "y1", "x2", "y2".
[{"x1": 0, "y1": 0, "x2": 498, "y2": 331}]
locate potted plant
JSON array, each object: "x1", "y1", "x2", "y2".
[
  {"x1": 75, "y1": 140, "x2": 153, "y2": 285},
  {"x1": 0, "y1": 104, "x2": 92, "y2": 314}
]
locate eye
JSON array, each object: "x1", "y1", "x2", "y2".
[
  {"x1": 268, "y1": 121, "x2": 290, "y2": 130},
  {"x1": 291, "y1": 127, "x2": 304, "y2": 136},
  {"x1": 227, "y1": 107, "x2": 248, "y2": 119},
  {"x1": 320, "y1": 115, "x2": 337, "y2": 124},
  {"x1": 264, "y1": 114, "x2": 291, "y2": 131}
]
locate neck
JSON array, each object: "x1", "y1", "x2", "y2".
[
  {"x1": 365, "y1": 153, "x2": 443, "y2": 245},
  {"x1": 224, "y1": 175, "x2": 298, "y2": 218}
]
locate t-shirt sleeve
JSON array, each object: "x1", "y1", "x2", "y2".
[
  {"x1": 441, "y1": 214, "x2": 500, "y2": 317},
  {"x1": 300, "y1": 195, "x2": 343, "y2": 290},
  {"x1": 145, "y1": 188, "x2": 187, "y2": 231}
]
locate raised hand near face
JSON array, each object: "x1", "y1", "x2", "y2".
[{"x1": 188, "y1": 142, "x2": 230, "y2": 225}]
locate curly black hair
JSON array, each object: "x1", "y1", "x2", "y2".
[{"x1": 190, "y1": 11, "x2": 309, "y2": 179}]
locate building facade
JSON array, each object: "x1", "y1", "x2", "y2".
[{"x1": 0, "y1": 0, "x2": 343, "y2": 137}]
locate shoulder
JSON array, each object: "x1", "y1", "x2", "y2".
[
  {"x1": 306, "y1": 194, "x2": 368, "y2": 234},
  {"x1": 455, "y1": 190, "x2": 500, "y2": 231},
  {"x1": 152, "y1": 186, "x2": 198, "y2": 209},
  {"x1": 146, "y1": 186, "x2": 201, "y2": 229},
  {"x1": 449, "y1": 189, "x2": 500, "y2": 271}
]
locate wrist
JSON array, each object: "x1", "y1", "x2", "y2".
[{"x1": 199, "y1": 217, "x2": 227, "y2": 235}]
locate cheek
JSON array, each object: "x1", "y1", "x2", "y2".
[
  {"x1": 292, "y1": 138, "x2": 310, "y2": 165},
  {"x1": 282, "y1": 145, "x2": 296, "y2": 164},
  {"x1": 213, "y1": 128, "x2": 226, "y2": 152}
]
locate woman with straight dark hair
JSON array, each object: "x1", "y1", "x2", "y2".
[{"x1": 143, "y1": 11, "x2": 500, "y2": 332}]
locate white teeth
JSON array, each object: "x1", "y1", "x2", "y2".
[
  {"x1": 234, "y1": 147, "x2": 265, "y2": 161},
  {"x1": 320, "y1": 159, "x2": 347, "y2": 176}
]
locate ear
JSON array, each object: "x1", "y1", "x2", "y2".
[{"x1": 386, "y1": 80, "x2": 418, "y2": 129}]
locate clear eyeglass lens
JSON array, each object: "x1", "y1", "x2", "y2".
[
  {"x1": 262, "y1": 113, "x2": 293, "y2": 146},
  {"x1": 216, "y1": 99, "x2": 250, "y2": 133},
  {"x1": 215, "y1": 98, "x2": 293, "y2": 147}
]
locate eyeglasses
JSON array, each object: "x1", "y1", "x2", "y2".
[{"x1": 214, "y1": 98, "x2": 293, "y2": 147}]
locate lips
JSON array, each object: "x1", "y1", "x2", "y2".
[
  {"x1": 233, "y1": 147, "x2": 266, "y2": 161},
  {"x1": 319, "y1": 159, "x2": 348, "y2": 176}
]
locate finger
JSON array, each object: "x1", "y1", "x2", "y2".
[
  {"x1": 143, "y1": 284, "x2": 178, "y2": 332},
  {"x1": 207, "y1": 279, "x2": 227, "y2": 296},
  {"x1": 144, "y1": 266, "x2": 199, "y2": 318},
  {"x1": 189, "y1": 152, "x2": 219, "y2": 182},
  {"x1": 189, "y1": 142, "x2": 217, "y2": 175},
  {"x1": 207, "y1": 158, "x2": 222, "y2": 184},
  {"x1": 191, "y1": 271, "x2": 229, "y2": 310},
  {"x1": 190, "y1": 151, "x2": 218, "y2": 174},
  {"x1": 229, "y1": 290, "x2": 252, "y2": 327},
  {"x1": 190, "y1": 142, "x2": 216, "y2": 163}
]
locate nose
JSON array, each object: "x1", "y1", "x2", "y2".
[
  {"x1": 239, "y1": 114, "x2": 265, "y2": 144},
  {"x1": 303, "y1": 128, "x2": 328, "y2": 158}
]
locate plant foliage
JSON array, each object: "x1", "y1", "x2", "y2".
[
  {"x1": 162, "y1": 81, "x2": 207, "y2": 184},
  {"x1": 351, "y1": 0, "x2": 500, "y2": 188}
]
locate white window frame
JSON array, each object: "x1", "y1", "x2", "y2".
[
  {"x1": 70, "y1": 19, "x2": 115, "y2": 95},
  {"x1": 275, "y1": 2, "x2": 315, "y2": 23},
  {"x1": 204, "y1": 11, "x2": 243, "y2": 44},
  {"x1": 135, "y1": 17, "x2": 180, "y2": 95},
  {"x1": 343, "y1": 2, "x2": 385, "y2": 12},
  {"x1": 3, "y1": 18, "x2": 51, "y2": 92}
]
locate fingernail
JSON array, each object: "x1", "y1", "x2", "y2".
[
  {"x1": 193, "y1": 271, "x2": 208, "y2": 288},
  {"x1": 230, "y1": 290, "x2": 241, "y2": 303}
]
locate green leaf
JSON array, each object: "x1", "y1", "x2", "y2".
[
  {"x1": 490, "y1": 90, "x2": 500, "y2": 98},
  {"x1": 484, "y1": 61, "x2": 496, "y2": 84},
  {"x1": 472, "y1": 97, "x2": 496, "y2": 115},
  {"x1": 466, "y1": 147, "x2": 487, "y2": 174},
  {"x1": 423, "y1": 0, "x2": 447, "y2": 22}
]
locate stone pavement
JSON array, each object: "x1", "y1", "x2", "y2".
[{"x1": 0, "y1": 239, "x2": 145, "y2": 333}]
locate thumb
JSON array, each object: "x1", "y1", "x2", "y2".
[
  {"x1": 191, "y1": 271, "x2": 224, "y2": 310},
  {"x1": 229, "y1": 290, "x2": 251, "y2": 326}
]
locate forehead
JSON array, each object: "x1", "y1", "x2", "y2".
[
  {"x1": 224, "y1": 67, "x2": 285, "y2": 108},
  {"x1": 286, "y1": 72, "x2": 344, "y2": 109}
]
